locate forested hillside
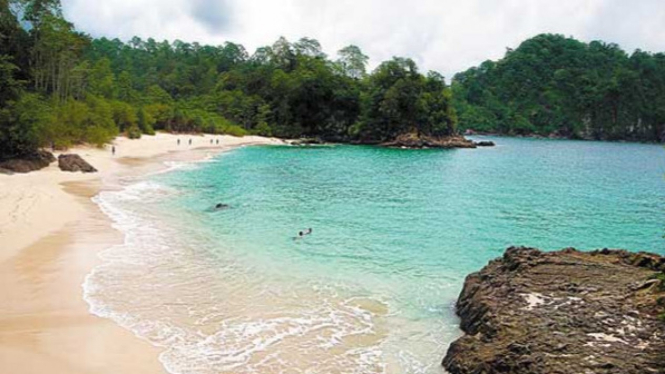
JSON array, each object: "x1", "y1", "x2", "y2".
[
  {"x1": 453, "y1": 34, "x2": 665, "y2": 141},
  {"x1": 0, "y1": 0, "x2": 456, "y2": 160},
  {"x1": 4, "y1": 1, "x2": 665, "y2": 161}
]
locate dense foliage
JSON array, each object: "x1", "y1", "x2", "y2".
[
  {"x1": 0, "y1": 0, "x2": 456, "y2": 159},
  {"x1": 452, "y1": 34, "x2": 665, "y2": 141}
]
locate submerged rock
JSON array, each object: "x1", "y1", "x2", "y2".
[
  {"x1": 0, "y1": 150, "x2": 56, "y2": 173},
  {"x1": 382, "y1": 133, "x2": 476, "y2": 149},
  {"x1": 58, "y1": 154, "x2": 97, "y2": 173},
  {"x1": 443, "y1": 247, "x2": 665, "y2": 374},
  {"x1": 474, "y1": 140, "x2": 495, "y2": 147}
]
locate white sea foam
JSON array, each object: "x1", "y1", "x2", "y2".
[{"x1": 84, "y1": 173, "x2": 390, "y2": 374}]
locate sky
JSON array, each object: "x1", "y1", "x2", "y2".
[{"x1": 61, "y1": 0, "x2": 665, "y2": 79}]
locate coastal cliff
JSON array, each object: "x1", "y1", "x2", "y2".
[{"x1": 443, "y1": 247, "x2": 665, "y2": 374}]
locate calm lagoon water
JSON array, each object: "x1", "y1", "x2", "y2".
[{"x1": 86, "y1": 137, "x2": 665, "y2": 374}]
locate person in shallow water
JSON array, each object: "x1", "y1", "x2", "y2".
[
  {"x1": 294, "y1": 228, "x2": 313, "y2": 239},
  {"x1": 214, "y1": 203, "x2": 229, "y2": 210}
]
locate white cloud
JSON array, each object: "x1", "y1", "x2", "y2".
[{"x1": 62, "y1": 0, "x2": 665, "y2": 79}]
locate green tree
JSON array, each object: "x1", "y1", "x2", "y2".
[
  {"x1": 337, "y1": 45, "x2": 369, "y2": 79},
  {"x1": 452, "y1": 33, "x2": 665, "y2": 142},
  {"x1": 0, "y1": 93, "x2": 53, "y2": 157},
  {"x1": 88, "y1": 58, "x2": 116, "y2": 98}
]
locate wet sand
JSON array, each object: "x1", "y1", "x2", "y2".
[{"x1": 0, "y1": 133, "x2": 284, "y2": 374}]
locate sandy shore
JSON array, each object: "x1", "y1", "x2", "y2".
[{"x1": 0, "y1": 133, "x2": 284, "y2": 374}]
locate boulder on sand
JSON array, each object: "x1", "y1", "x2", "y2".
[
  {"x1": 58, "y1": 154, "x2": 97, "y2": 173},
  {"x1": 0, "y1": 150, "x2": 56, "y2": 173}
]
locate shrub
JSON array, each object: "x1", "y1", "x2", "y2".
[
  {"x1": 0, "y1": 93, "x2": 54, "y2": 159},
  {"x1": 127, "y1": 124, "x2": 142, "y2": 139},
  {"x1": 137, "y1": 107, "x2": 156, "y2": 135},
  {"x1": 220, "y1": 123, "x2": 247, "y2": 137},
  {"x1": 253, "y1": 122, "x2": 272, "y2": 137}
]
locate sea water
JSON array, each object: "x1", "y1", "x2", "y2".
[{"x1": 85, "y1": 137, "x2": 665, "y2": 374}]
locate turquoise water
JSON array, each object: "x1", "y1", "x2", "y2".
[{"x1": 87, "y1": 137, "x2": 665, "y2": 374}]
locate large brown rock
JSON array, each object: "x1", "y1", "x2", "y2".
[
  {"x1": 0, "y1": 150, "x2": 56, "y2": 173},
  {"x1": 58, "y1": 154, "x2": 97, "y2": 173},
  {"x1": 382, "y1": 133, "x2": 477, "y2": 149},
  {"x1": 291, "y1": 138, "x2": 326, "y2": 146},
  {"x1": 443, "y1": 247, "x2": 665, "y2": 374}
]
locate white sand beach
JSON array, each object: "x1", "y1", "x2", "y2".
[{"x1": 0, "y1": 133, "x2": 283, "y2": 374}]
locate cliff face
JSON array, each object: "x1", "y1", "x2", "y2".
[{"x1": 443, "y1": 247, "x2": 665, "y2": 374}]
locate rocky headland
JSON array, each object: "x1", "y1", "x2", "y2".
[
  {"x1": 290, "y1": 138, "x2": 327, "y2": 146},
  {"x1": 443, "y1": 247, "x2": 665, "y2": 374},
  {"x1": 381, "y1": 133, "x2": 477, "y2": 149}
]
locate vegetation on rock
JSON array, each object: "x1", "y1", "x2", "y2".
[{"x1": 453, "y1": 34, "x2": 665, "y2": 141}]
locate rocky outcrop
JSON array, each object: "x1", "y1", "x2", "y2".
[
  {"x1": 474, "y1": 140, "x2": 495, "y2": 147},
  {"x1": 382, "y1": 133, "x2": 477, "y2": 149},
  {"x1": 443, "y1": 247, "x2": 665, "y2": 374},
  {"x1": 291, "y1": 138, "x2": 326, "y2": 146},
  {"x1": 0, "y1": 150, "x2": 56, "y2": 173},
  {"x1": 58, "y1": 154, "x2": 97, "y2": 173}
]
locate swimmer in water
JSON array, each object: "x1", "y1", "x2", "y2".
[{"x1": 294, "y1": 228, "x2": 313, "y2": 240}]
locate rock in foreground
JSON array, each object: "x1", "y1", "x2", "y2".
[
  {"x1": 443, "y1": 247, "x2": 665, "y2": 374},
  {"x1": 382, "y1": 133, "x2": 476, "y2": 149},
  {"x1": 58, "y1": 154, "x2": 97, "y2": 173},
  {"x1": 0, "y1": 150, "x2": 56, "y2": 173}
]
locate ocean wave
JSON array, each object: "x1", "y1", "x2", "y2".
[{"x1": 84, "y1": 173, "x2": 389, "y2": 374}]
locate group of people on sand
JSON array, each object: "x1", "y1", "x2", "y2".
[
  {"x1": 110, "y1": 137, "x2": 222, "y2": 156},
  {"x1": 177, "y1": 138, "x2": 221, "y2": 146}
]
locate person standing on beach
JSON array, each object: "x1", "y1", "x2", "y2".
[
  {"x1": 178, "y1": 139, "x2": 180, "y2": 145},
  {"x1": 112, "y1": 145, "x2": 116, "y2": 156},
  {"x1": 189, "y1": 139, "x2": 192, "y2": 146},
  {"x1": 216, "y1": 139, "x2": 219, "y2": 145}
]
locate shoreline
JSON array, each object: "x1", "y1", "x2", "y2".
[
  {"x1": 465, "y1": 131, "x2": 665, "y2": 145},
  {"x1": 0, "y1": 133, "x2": 284, "y2": 374}
]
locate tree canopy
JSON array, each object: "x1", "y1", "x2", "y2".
[
  {"x1": 4, "y1": 4, "x2": 665, "y2": 160},
  {"x1": 452, "y1": 34, "x2": 665, "y2": 141},
  {"x1": 0, "y1": 0, "x2": 457, "y2": 159}
]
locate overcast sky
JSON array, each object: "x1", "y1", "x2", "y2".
[{"x1": 61, "y1": 0, "x2": 665, "y2": 79}]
